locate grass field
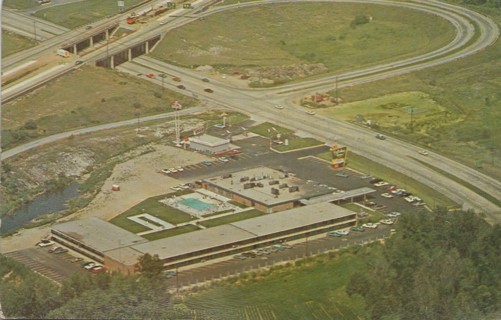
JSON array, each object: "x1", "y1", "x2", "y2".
[
  {"x1": 33, "y1": 0, "x2": 145, "y2": 28},
  {"x1": 143, "y1": 224, "x2": 200, "y2": 241},
  {"x1": 151, "y1": 2, "x2": 455, "y2": 78},
  {"x1": 183, "y1": 249, "x2": 371, "y2": 319},
  {"x1": 1, "y1": 66, "x2": 197, "y2": 150},
  {"x1": 199, "y1": 209, "x2": 265, "y2": 228},
  {"x1": 249, "y1": 122, "x2": 323, "y2": 151},
  {"x1": 109, "y1": 194, "x2": 195, "y2": 233},
  {"x1": 1, "y1": 31, "x2": 38, "y2": 57},
  {"x1": 317, "y1": 152, "x2": 458, "y2": 209},
  {"x1": 318, "y1": 91, "x2": 453, "y2": 131},
  {"x1": 3, "y1": 0, "x2": 38, "y2": 10},
  {"x1": 273, "y1": 137, "x2": 324, "y2": 152}
]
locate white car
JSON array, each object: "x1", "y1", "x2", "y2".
[
  {"x1": 275, "y1": 105, "x2": 284, "y2": 109},
  {"x1": 37, "y1": 239, "x2": 55, "y2": 247},
  {"x1": 336, "y1": 229, "x2": 350, "y2": 236},
  {"x1": 386, "y1": 212, "x2": 401, "y2": 218},
  {"x1": 380, "y1": 219, "x2": 395, "y2": 225},
  {"x1": 374, "y1": 181, "x2": 389, "y2": 187},
  {"x1": 83, "y1": 262, "x2": 97, "y2": 270},
  {"x1": 306, "y1": 110, "x2": 316, "y2": 115},
  {"x1": 419, "y1": 150, "x2": 429, "y2": 156},
  {"x1": 381, "y1": 193, "x2": 393, "y2": 198},
  {"x1": 169, "y1": 168, "x2": 178, "y2": 173},
  {"x1": 362, "y1": 223, "x2": 379, "y2": 229},
  {"x1": 161, "y1": 168, "x2": 171, "y2": 174},
  {"x1": 218, "y1": 157, "x2": 229, "y2": 163},
  {"x1": 175, "y1": 166, "x2": 184, "y2": 172}
]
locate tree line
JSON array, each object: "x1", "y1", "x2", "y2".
[{"x1": 346, "y1": 208, "x2": 501, "y2": 320}]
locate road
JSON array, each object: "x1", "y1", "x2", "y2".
[
  {"x1": 1, "y1": 9, "x2": 69, "y2": 41},
  {"x1": 1, "y1": 0, "x2": 500, "y2": 222}
]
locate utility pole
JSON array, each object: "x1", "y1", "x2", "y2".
[
  {"x1": 410, "y1": 106, "x2": 415, "y2": 133},
  {"x1": 335, "y1": 76, "x2": 338, "y2": 102}
]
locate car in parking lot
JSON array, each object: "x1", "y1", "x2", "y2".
[
  {"x1": 169, "y1": 168, "x2": 178, "y2": 173},
  {"x1": 48, "y1": 246, "x2": 62, "y2": 253},
  {"x1": 204, "y1": 88, "x2": 214, "y2": 93},
  {"x1": 351, "y1": 226, "x2": 365, "y2": 232},
  {"x1": 381, "y1": 193, "x2": 393, "y2": 198},
  {"x1": 242, "y1": 251, "x2": 257, "y2": 258},
  {"x1": 275, "y1": 105, "x2": 284, "y2": 109},
  {"x1": 83, "y1": 262, "x2": 97, "y2": 270},
  {"x1": 175, "y1": 166, "x2": 184, "y2": 172},
  {"x1": 163, "y1": 270, "x2": 177, "y2": 278},
  {"x1": 336, "y1": 172, "x2": 349, "y2": 178},
  {"x1": 375, "y1": 134, "x2": 386, "y2": 140},
  {"x1": 161, "y1": 168, "x2": 171, "y2": 174},
  {"x1": 233, "y1": 254, "x2": 247, "y2": 260},
  {"x1": 53, "y1": 247, "x2": 68, "y2": 254},
  {"x1": 362, "y1": 223, "x2": 379, "y2": 229},
  {"x1": 370, "y1": 178, "x2": 383, "y2": 184},
  {"x1": 218, "y1": 157, "x2": 229, "y2": 163},
  {"x1": 90, "y1": 266, "x2": 106, "y2": 273},
  {"x1": 374, "y1": 181, "x2": 389, "y2": 187},
  {"x1": 380, "y1": 219, "x2": 395, "y2": 225},
  {"x1": 386, "y1": 211, "x2": 401, "y2": 218},
  {"x1": 202, "y1": 160, "x2": 212, "y2": 166},
  {"x1": 37, "y1": 239, "x2": 55, "y2": 247}
]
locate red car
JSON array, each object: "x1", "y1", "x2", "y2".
[
  {"x1": 146, "y1": 73, "x2": 155, "y2": 79},
  {"x1": 172, "y1": 77, "x2": 181, "y2": 82}
]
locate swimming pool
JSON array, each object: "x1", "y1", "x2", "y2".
[{"x1": 178, "y1": 197, "x2": 215, "y2": 211}]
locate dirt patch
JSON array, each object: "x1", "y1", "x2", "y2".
[{"x1": 247, "y1": 63, "x2": 327, "y2": 85}]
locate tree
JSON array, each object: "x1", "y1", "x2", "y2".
[{"x1": 134, "y1": 253, "x2": 164, "y2": 278}]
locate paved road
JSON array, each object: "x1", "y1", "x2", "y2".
[
  {"x1": 1, "y1": 9, "x2": 69, "y2": 41},
  {"x1": 1, "y1": 0, "x2": 500, "y2": 222}
]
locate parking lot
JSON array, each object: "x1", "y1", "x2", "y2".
[{"x1": 5, "y1": 246, "x2": 87, "y2": 284}]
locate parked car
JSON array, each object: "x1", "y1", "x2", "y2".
[
  {"x1": 163, "y1": 270, "x2": 177, "y2": 278},
  {"x1": 161, "y1": 168, "x2": 171, "y2": 174},
  {"x1": 327, "y1": 231, "x2": 342, "y2": 237},
  {"x1": 375, "y1": 134, "x2": 386, "y2": 140},
  {"x1": 83, "y1": 262, "x2": 97, "y2": 270},
  {"x1": 233, "y1": 254, "x2": 247, "y2": 260},
  {"x1": 202, "y1": 160, "x2": 212, "y2": 166},
  {"x1": 380, "y1": 219, "x2": 395, "y2": 225},
  {"x1": 90, "y1": 266, "x2": 106, "y2": 273},
  {"x1": 54, "y1": 247, "x2": 68, "y2": 254},
  {"x1": 305, "y1": 110, "x2": 316, "y2": 115},
  {"x1": 386, "y1": 212, "x2": 401, "y2": 218},
  {"x1": 71, "y1": 257, "x2": 83, "y2": 263},
  {"x1": 175, "y1": 166, "x2": 184, "y2": 172},
  {"x1": 275, "y1": 105, "x2": 284, "y2": 109},
  {"x1": 351, "y1": 226, "x2": 365, "y2": 232},
  {"x1": 37, "y1": 239, "x2": 55, "y2": 247},
  {"x1": 48, "y1": 246, "x2": 62, "y2": 253},
  {"x1": 381, "y1": 193, "x2": 394, "y2": 198},
  {"x1": 362, "y1": 223, "x2": 379, "y2": 229},
  {"x1": 218, "y1": 157, "x2": 229, "y2": 163}
]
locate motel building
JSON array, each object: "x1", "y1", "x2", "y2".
[{"x1": 50, "y1": 167, "x2": 375, "y2": 273}]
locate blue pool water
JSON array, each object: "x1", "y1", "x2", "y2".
[{"x1": 179, "y1": 198, "x2": 215, "y2": 211}]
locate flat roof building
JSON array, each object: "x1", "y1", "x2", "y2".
[
  {"x1": 189, "y1": 134, "x2": 230, "y2": 154},
  {"x1": 201, "y1": 166, "x2": 334, "y2": 213}
]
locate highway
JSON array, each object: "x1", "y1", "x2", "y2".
[
  {"x1": 1, "y1": 9, "x2": 69, "y2": 41},
  {"x1": 1, "y1": 0, "x2": 500, "y2": 222}
]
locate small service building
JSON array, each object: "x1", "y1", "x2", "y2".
[{"x1": 189, "y1": 134, "x2": 230, "y2": 154}]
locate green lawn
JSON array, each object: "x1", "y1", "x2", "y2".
[
  {"x1": 183, "y1": 249, "x2": 371, "y2": 319},
  {"x1": 249, "y1": 122, "x2": 294, "y2": 137},
  {"x1": 151, "y1": 2, "x2": 454, "y2": 80},
  {"x1": 109, "y1": 194, "x2": 195, "y2": 233},
  {"x1": 142, "y1": 224, "x2": 200, "y2": 241},
  {"x1": 33, "y1": 0, "x2": 145, "y2": 28},
  {"x1": 317, "y1": 152, "x2": 458, "y2": 209},
  {"x1": 2, "y1": 31, "x2": 38, "y2": 57},
  {"x1": 199, "y1": 210, "x2": 265, "y2": 228},
  {"x1": 3, "y1": 0, "x2": 39, "y2": 9}
]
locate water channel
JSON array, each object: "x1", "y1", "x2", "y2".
[{"x1": 0, "y1": 183, "x2": 80, "y2": 235}]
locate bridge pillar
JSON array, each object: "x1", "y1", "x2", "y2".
[
  {"x1": 90, "y1": 36, "x2": 94, "y2": 48},
  {"x1": 110, "y1": 55, "x2": 115, "y2": 69},
  {"x1": 145, "y1": 41, "x2": 149, "y2": 54},
  {"x1": 73, "y1": 44, "x2": 78, "y2": 55},
  {"x1": 128, "y1": 48, "x2": 132, "y2": 61},
  {"x1": 105, "y1": 30, "x2": 110, "y2": 40}
]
